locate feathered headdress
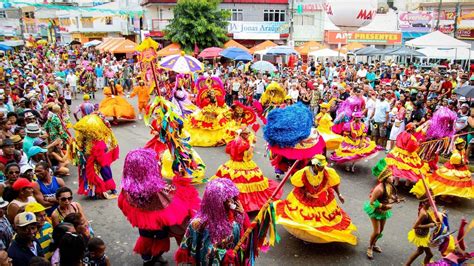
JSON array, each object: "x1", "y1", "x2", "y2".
[
  {"x1": 260, "y1": 81, "x2": 286, "y2": 106},
  {"x1": 195, "y1": 76, "x2": 225, "y2": 108}
]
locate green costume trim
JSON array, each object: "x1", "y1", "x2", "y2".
[{"x1": 363, "y1": 200, "x2": 392, "y2": 220}]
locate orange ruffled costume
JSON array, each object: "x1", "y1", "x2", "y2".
[
  {"x1": 275, "y1": 166, "x2": 357, "y2": 245},
  {"x1": 385, "y1": 131, "x2": 429, "y2": 182},
  {"x1": 213, "y1": 132, "x2": 282, "y2": 212},
  {"x1": 412, "y1": 149, "x2": 474, "y2": 199},
  {"x1": 99, "y1": 84, "x2": 136, "y2": 119}
]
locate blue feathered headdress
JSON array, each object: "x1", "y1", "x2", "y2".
[{"x1": 263, "y1": 103, "x2": 313, "y2": 148}]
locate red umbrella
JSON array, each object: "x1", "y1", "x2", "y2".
[{"x1": 198, "y1": 47, "x2": 223, "y2": 59}]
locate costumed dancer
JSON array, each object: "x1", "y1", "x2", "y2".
[
  {"x1": 331, "y1": 112, "x2": 382, "y2": 172},
  {"x1": 212, "y1": 126, "x2": 282, "y2": 212},
  {"x1": 412, "y1": 138, "x2": 474, "y2": 200},
  {"x1": 259, "y1": 81, "x2": 286, "y2": 117},
  {"x1": 99, "y1": 79, "x2": 136, "y2": 125},
  {"x1": 228, "y1": 101, "x2": 259, "y2": 137},
  {"x1": 129, "y1": 79, "x2": 151, "y2": 120},
  {"x1": 332, "y1": 89, "x2": 366, "y2": 134},
  {"x1": 275, "y1": 154, "x2": 357, "y2": 245},
  {"x1": 184, "y1": 76, "x2": 233, "y2": 147},
  {"x1": 315, "y1": 101, "x2": 342, "y2": 151},
  {"x1": 364, "y1": 159, "x2": 403, "y2": 260},
  {"x1": 72, "y1": 113, "x2": 119, "y2": 199},
  {"x1": 264, "y1": 103, "x2": 326, "y2": 179},
  {"x1": 144, "y1": 97, "x2": 206, "y2": 183},
  {"x1": 118, "y1": 148, "x2": 200, "y2": 265},
  {"x1": 410, "y1": 182, "x2": 473, "y2": 265},
  {"x1": 175, "y1": 178, "x2": 250, "y2": 265},
  {"x1": 170, "y1": 74, "x2": 197, "y2": 116},
  {"x1": 405, "y1": 190, "x2": 438, "y2": 266},
  {"x1": 385, "y1": 123, "x2": 429, "y2": 186}
]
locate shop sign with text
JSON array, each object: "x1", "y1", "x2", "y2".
[
  {"x1": 398, "y1": 11, "x2": 434, "y2": 32},
  {"x1": 325, "y1": 31, "x2": 402, "y2": 45},
  {"x1": 227, "y1": 21, "x2": 289, "y2": 35}
]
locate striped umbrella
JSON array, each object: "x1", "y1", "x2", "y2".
[{"x1": 159, "y1": 52, "x2": 204, "y2": 74}]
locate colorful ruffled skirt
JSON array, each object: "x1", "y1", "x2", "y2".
[
  {"x1": 386, "y1": 147, "x2": 430, "y2": 183},
  {"x1": 330, "y1": 137, "x2": 382, "y2": 164},
  {"x1": 363, "y1": 200, "x2": 392, "y2": 220},
  {"x1": 161, "y1": 149, "x2": 207, "y2": 184},
  {"x1": 412, "y1": 163, "x2": 474, "y2": 199},
  {"x1": 184, "y1": 113, "x2": 233, "y2": 147},
  {"x1": 99, "y1": 96, "x2": 136, "y2": 119},
  {"x1": 213, "y1": 159, "x2": 282, "y2": 212},
  {"x1": 407, "y1": 229, "x2": 430, "y2": 247},
  {"x1": 275, "y1": 187, "x2": 357, "y2": 245},
  {"x1": 317, "y1": 127, "x2": 343, "y2": 150}
]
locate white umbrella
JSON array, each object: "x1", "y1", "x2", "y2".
[
  {"x1": 251, "y1": 61, "x2": 277, "y2": 72},
  {"x1": 83, "y1": 40, "x2": 102, "y2": 48}
]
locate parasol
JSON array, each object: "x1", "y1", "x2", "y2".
[
  {"x1": 198, "y1": 47, "x2": 223, "y2": 59},
  {"x1": 251, "y1": 61, "x2": 277, "y2": 72},
  {"x1": 159, "y1": 52, "x2": 204, "y2": 74},
  {"x1": 220, "y1": 47, "x2": 253, "y2": 61},
  {"x1": 455, "y1": 85, "x2": 474, "y2": 98}
]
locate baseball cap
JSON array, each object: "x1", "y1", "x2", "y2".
[
  {"x1": 12, "y1": 178, "x2": 34, "y2": 191},
  {"x1": 25, "y1": 202, "x2": 49, "y2": 213},
  {"x1": 20, "y1": 165, "x2": 33, "y2": 175},
  {"x1": 14, "y1": 212, "x2": 37, "y2": 227},
  {"x1": 27, "y1": 146, "x2": 47, "y2": 158}
]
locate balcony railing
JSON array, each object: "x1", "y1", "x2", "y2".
[{"x1": 151, "y1": 19, "x2": 170, "y2": 31}]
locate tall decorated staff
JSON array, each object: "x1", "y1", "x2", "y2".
[{"x1": 136, "y1": 37, "x2": 162, "y2": 95}]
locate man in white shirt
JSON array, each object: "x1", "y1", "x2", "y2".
[
  {"x1": 254, "y1": 77, "x2": 266, "y2": 100},
  {"x1": 356, "y1": 65, "x2": 368, "y2": 80},
  {"x1": 288, "y1": 85, "x2": 299, "y2": 103},
  {"x1": 66, "y1": 72, "x2": 78, "y2": 100},
  {"x1": 365, "y1": 91, "x2": 376, "y2": 129},
  {"x1": 370, "y1": 92, "x2": 390, "y2": 147}
]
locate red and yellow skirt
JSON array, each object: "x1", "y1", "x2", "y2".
[{"x1": 213, "y1": 159, "x2": 282, "y2": 212}]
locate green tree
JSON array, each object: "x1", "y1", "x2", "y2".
[{"x1": 164, "y1": 0, "x2": 230, "y2": 52}]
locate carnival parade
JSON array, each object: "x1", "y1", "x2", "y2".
[{"x1": 0, "y1": 0, "x2": 472, "y2": 265}]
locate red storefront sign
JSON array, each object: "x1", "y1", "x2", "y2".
[
  {"x1": 325, "y1": 31, "x2": 402, "y2": 45},
  {"x1": 457, "y1": 28, "x2": 474, "y2": 40}
]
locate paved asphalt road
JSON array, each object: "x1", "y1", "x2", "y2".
[{"x1": 65, "y1": 93, "x2": 474, "y2": 266}]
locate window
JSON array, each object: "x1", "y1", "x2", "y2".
[
  {"x1": 24, "y1": 11, "x2": 34, "y2": 19},
  {"x1": 229, "y1": 9, "x2": 243, "y2": 21},
  {"x1": 81, "y1": 17, "x2": 93, "y2": 28},
  {"x1": 264, "y1": 9, "x2": 285, "y2": 22},
  {"x1": 0, "y1": 11, "x2": 5, "y2": 19},
  {"x1": 105, "y1": 16, "x2": 112, "y2": 25},
  {"x1": 294, "y1": 14, "x2": 314, "y2": 25}
]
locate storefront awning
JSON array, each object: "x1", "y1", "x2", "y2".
[
  {"x1": 107, "y1": 39, "x2": 138, "y2": 54},
  {"x1": 402, "y1": 32, "x2": 428, "y2": 40}
]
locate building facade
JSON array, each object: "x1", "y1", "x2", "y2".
[{"x1": 141, "y1": 0, "x2": 290, "y2": 47}]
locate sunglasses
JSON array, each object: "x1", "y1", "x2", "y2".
[
  {"x1": 8, "y1": 171, "x2": 19, "y2": 175},
  {"x1": 59, "y1": 196, "x2": 73, "y2": 202}
]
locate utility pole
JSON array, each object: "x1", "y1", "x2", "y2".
[
  {"x1": 17, "y1": 7, "x2": 25, "y2": 40},
  {"x1": 453, "y1": 2, "x2": 460, "y2": 38},
  {"x1": 435, "y1": 0, "x2": 442, "y2": 30},
  {"x1": 288, "y1": 0, "x2": 295, "y2": 47}
]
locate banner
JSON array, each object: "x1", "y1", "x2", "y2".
[
  {"x1": 325, "y1": 30, "x2": 402, "y2": 45},
  {"x1": 398, "y1": 11, "x2": 434, "y2": 32},
  {"x1": 227, "y1": 21, "x2": 289, "y2": 35}
]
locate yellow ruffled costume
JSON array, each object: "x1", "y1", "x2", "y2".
[
  {"x1": 184, "y1": 104, "x2": 234, "y2": 147},
  {"x1": 99, "y1": 85, "x2": 136, "y2": 119},
  {"x1": 315, "y1": 112, "x2": 342, "y2": 150},
  {"x1": 411, "y1": 149, "x2": 474, "y2": 199},
  {"x1": 161, "y1": 149, "x2": 207, "y2": 183},
  {"x1": 275, "y1": 166, "x2": 357, "y2": 245}
]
